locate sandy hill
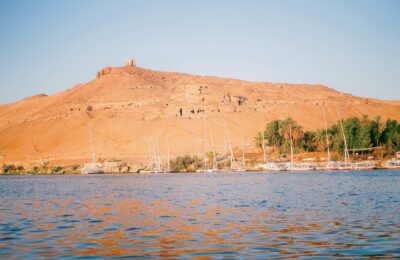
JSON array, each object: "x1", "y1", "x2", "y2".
[{"x1": 1, "y1": 60, "x2": 399, "y2": 168}]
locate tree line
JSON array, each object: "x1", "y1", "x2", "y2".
[{"x1": 255, "y1": 115, "x2": 400, "y2": 156}]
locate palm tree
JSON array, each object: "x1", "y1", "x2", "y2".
[
  {"x1": 280, "y1": 118, "x2": 304, "y2": 150},
  {"x1": 255, "y1": 132, "x2": 265, "y2": 149},
  {"x1": 313, "y1": 129, "x2": 327, "y2": 152},
  {"x1": 373, "y1": 115, "x2": 384, "y2": 146}
]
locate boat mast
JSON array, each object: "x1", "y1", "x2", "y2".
[
  {"x1": 146, "y1": 140, "x2": 153, "y2": 168},
  {"x1": 223, "y1": 131, "x2": 227, "y2": 155},
  {"x1": 150, "y1": 135, "x2": 161, "y2": 170},
  {"x1": 260, "y1": 114, "x2": 267, "y2": 163},
  {"x1": 203, "y1": 116, "x2": 208, "y2": 170},
  {"x1": 241, "y1": 132, "x2": 245, "y2": 169},
  {"x1": 210, "y1": 82, "x2": 235, "y2": 170},
  {"x1": 286, "y1": 103, "x2": 294, "y2": 164},
  {"x1": 223, "y1": 121, "x2": 234, "y2": 169},
  {"x1": 207, "y1": 117, "x2": 217, "y2": 169},
  {"x1": 167, "y1": 137, "x2": 170, "y2": 172},
  {"x1": 322, "y1": 102, "x2": 331, "y2": 164},
  {"x1": 155, "y1": 138, "x2": 161, "y2": 170},
  {"x1": 336, "y1": 104, "x2": 350, "y2": 164},
  {"x1": 150, "y1": 137, "x2": 156, "y2": 169},
  {"x1": 89, "y1": 128, "x2": 96, "y2": 166}
]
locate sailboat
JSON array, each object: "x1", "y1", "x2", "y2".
[
  {"x1": 149, "y1": 136, "x2": 163, "y2": 173},
  {"x1": 285, "y1": 104, "x2": 315, "y2": 171},
  {"x1": 335, "y1": 104, "x2": 378, "y2": 170},
  {"x1": 229, "y1": 114, "x2": 248, "y2": 172},
  {"x1": 259, "y1": 161, "x2": 288, "y2": 171},
  {"x1": 336, "y1": 104, "x2": 352, "y2": 170},
  {"x1": 81, "y1": 128, "x2": 102, "y2": 174},
  {"x1": 199, "y1": 116, "x2": 221, "y2": 173},
  {"x1": 321, "y1": 103, "x2": 339, "y2": 170},
  {"x1": 197, "y1": 116, "x2": 209, "y2": 173},
  {"x1": 166, "y1": 137, "x2": 172, "y2": 173},
  {"x1": 353, "y1": 161, "x2": 377, "y2": 170},
  {"x1": 140, "y1": 136, "x2": 163, "y2": 174},
  {"x1": 258, "y1": 107, "x2": 288, "y2": 172},
  {"x1": 224, "y1": 119, "x2": 236, "y2": 171},
  {"x1": 385, "y1": 152, "x2": 400, "y2": 169},
  {"x1": 207, "y1": 117, "x2": 219, "y2": 172},
  {"x1": 231, "y1": 132, "x2": 248, "y2": 172}
]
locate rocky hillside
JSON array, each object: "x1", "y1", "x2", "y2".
[{"x1": 1, "y1": 60, "x2": 399, "y2": 167}]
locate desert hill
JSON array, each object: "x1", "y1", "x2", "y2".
[{"x1": 1, "y1": 59, "x2": 399, "y2": 168}]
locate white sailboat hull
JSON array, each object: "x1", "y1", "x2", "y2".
[
  {"x1": 259, "y1": 163, "x2": 287, "y2": 171},
  {"x1": 385, "y1": 159, "x2": 400, "y2": 169},
  {"x1": 286, "y1": 163, "x2": 315, "y2": 171},
  {"x1": 353, "y1": 161, "x2": 377, "y2": 170}
]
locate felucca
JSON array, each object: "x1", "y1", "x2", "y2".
[
  {"x1": 206, "y1": 117, "x2": 219, "y2": 173},
  {"x1": 321, "y1": 103, "x2": 339, "y2": 170},
  {"x1": 81, "y1": 128, "x2": 102, "y2": 174},
  {"x1": 385, "y1": 152, "x2": 400, "y2": 169},
  {"x1": 285, "y1": 103, "x2": 315, "y2": 171},
  {"x1": 142, "y1": 135, "x2": 163, "y2": 174},
  {"x1": 336, "y1": 104, "x2": 352, "y2": 170}
]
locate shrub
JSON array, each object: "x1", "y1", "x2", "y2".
[
  {"x1": 1, "y1": 164, "x2": 25, "y2": 174},
  {"x1": 50, "y1": 166, "x2": 63, "y2": 174},
  {"x1": 2, "y1": 164, "x2": 16, "y2": 174},
  {"x1": 170, "y1": 156, "x2": 202, "y2": 172},
  {"x1": 32, "y1": 166, "x2": 40, "y2": 174}
]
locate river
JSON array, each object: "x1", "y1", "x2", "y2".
[{"x1": 0, "y1": 171, "x2": 399, "y2": 259}]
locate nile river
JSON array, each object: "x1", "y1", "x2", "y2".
[{"x1": 0, "y1": 171, "x2": 399, "y2": 259}]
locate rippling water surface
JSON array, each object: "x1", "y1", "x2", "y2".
[{"x1": 0, "y1": 171, "x2": 399, "y2": 259}]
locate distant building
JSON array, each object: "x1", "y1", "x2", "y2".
[{"x1": 126, "y1": 58, "x2": 136, "y2": 67}]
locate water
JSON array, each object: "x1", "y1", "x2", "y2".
[{"x1": 0, "y1": 171, "x2": 399, "y2": 259}]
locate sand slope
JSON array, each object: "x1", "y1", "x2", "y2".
[{"x1": 1, "y1": 64, "x2": 399, "y2": 166}]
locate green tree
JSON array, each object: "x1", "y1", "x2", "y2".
[
  {"x1": 312, "y1": 129, "x2": 324, "y2": 152},
  {"x1": 279, "y1": 117, "x2": 304, "y2": 153},
  {"x1": 255, "y1": 115, "x2": 399, "y2": 158},
  {"x1": 370, "y1": 115, "x2": 385, "y2": 147},
  {"x1": 358, "y1": 115, "x2": 372, "y2": 148},
  {"x1": 303, "y1": 131, "x2": 316, "y2": 152},
  {"x1": 263, "y1": 120, "x2": 284, "y2": 148},
  {"x1": 344, "y1": 117, "x2": 359, "y2": 148},
  {"x1": 381, "y1": 119, "x2": 400, "y2": 154}
]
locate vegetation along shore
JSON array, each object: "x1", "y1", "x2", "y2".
[{"x1": 2, "y1": 115, "x2": 399, "y2": 174}]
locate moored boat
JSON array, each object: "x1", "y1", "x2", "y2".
[
  {"x1": 206, "y1": 168, "x2": 220, "y2": 173},
  {"x1": 384, "y1": 159, "x2": 400, "y2": 169},
  {"x1": 324, "y1": 161, "x2": 340, "y2": 170},
  {"x1": 81, "y1": 128, "x2": 102, "y2": 174},
  {"x1": 337, "y1": 162, "x2": 353, "y2": 170},
  {"x1": 81, "y1": 162, "x2": 102, "y2": 174},
  {"x1": 140, "y1": 168, "x2": 164, "y2": 174},
  {"x1": 259, "y1": 162, "x2": 287, "y2": 171},
  {"x1": 352, "y1": 161, "x2": 377, "y2": 170},
  {"x1": 286, "y1": 162, "x2": 315, "y2": 171}
]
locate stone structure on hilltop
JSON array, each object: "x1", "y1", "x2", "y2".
[
  {"x1": 97, "y1": 58, "x2": 136, "y2": 78},
  {"x1": 126, "y1": 58, "x2": 136, "y2": 67}
]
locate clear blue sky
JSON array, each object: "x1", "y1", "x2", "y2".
[{"x1": 0, "y1": 0, "x2": 399, "y2": 104}]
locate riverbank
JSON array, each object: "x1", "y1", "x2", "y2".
[{"x1": 1, "y1": 164, "x2": 398, "y2": 175}]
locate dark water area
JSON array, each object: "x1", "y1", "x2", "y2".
[{"x1": 0, "y1": 171, "x2": 399, "y2": 259}]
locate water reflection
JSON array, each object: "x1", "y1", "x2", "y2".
[{"x1": 0, "y1": 171, "x2": 399, "y2": 258}]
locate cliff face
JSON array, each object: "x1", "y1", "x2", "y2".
[{"x1": 1, "y1": 64, "x2": 399, "y2": 166}]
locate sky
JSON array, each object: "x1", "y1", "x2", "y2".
[{"x1": 0, "y1": 0, "x2": 399, "y2": 104}]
